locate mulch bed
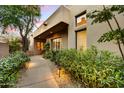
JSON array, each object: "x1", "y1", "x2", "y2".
[{"x1": 47, "y1": 60, "x2": 81, "y2": 88}]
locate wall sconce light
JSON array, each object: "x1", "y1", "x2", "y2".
[
  {"x1": 50, "y1": 31, "x2": 53, "y2": 34},
  {"x1": 43, "y1": 22, "x2": 48, "y2": 26},
  {"x1": 31, "y1": 34, "x2": 33, "y2": 37}
]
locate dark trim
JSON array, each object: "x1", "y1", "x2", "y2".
[
  {"x1": 75, "y1": 10, "x2": 87, "y2": 27},
  {"x1": 75, "y1": 28, "x2": 87, "y2": 49},
  {"x1": 75, "y1": 28, "x2": 87, "y2": 32},
  {"x1": 34, "y1": 22, "x2": 68, "y2": 40},
  {"x1": 75, "y1": 31, "x2": 77, "y2": 49},
  {"x1": 51, "y1": 37, "x2": 62, "y2": 41},
  {"x1": 75, "y1": 10, "x2": 86, "y2": 18}
]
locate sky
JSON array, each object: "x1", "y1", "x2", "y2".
[
  {"x1": 35, "y1": 5, "x2": 60, "y2": 30},
  {"x1": 1, "y1": 5, "x2": 60, "y2": 36}
]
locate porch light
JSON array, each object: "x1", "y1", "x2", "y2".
[
  {"x1": 50, "y1": 31, "x2": 53, "y2": 34},
  {"x1": 43, "y1": 22, "x2": 48, "y2": 26},
  {"x1": 31, "y1": 34, "x2": 33, "y2": 37},
  {"x1": 57, "y1": 64, "x2": 61, "y2": 78},
  {"x1": 26, "y1": 62, "x2": 36, "y2": 69}
]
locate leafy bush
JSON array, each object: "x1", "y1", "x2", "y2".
[
  {"x1": 9, "y1": 37, "x2": 21, "y2": 53},
  {"x1": 0, "y1": 51, "x2": 30, "y2": 88},
  {"x1": 43, "y1": 46, "x2": 124, "y2": 88}
]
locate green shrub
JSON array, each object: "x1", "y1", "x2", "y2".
[
  {"x1": 9, "y1": 37, "x2": 21, "y2": 53},
  {"x1": 43, "y1": 46, "x2": 124, "y2": 88},
  {"x1": 0, "y1": 51, "x2": 30, "y2": 88}
]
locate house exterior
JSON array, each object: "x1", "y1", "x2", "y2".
[
  {"x1": 0, "y1": 36, "x2": 9, "y2": 59},
  {"x1": 29, "y1": 5, "x2": 124, "y2": 56}
]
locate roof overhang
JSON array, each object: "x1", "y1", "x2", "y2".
[{"x1": 34, "y1": 22, "x2": 68, "y2": 40}]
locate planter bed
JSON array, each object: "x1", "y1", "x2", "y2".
[
  {"x1": 43, "y1": 46, "x2": 124, "y2": 88},
  {"x1": 0, "y1": 51, "x2": 30, "y2": 88}
]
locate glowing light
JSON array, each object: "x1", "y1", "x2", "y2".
[{"x1": 26, "y1": 62, "x2": 36, "y2": 69}]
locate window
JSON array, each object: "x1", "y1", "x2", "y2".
[
  {"x1": 36, "y1": 42, "x2": 44, "y2": 50},
  {"x1": 75, "y1": 11, "x2": 86, "y2": 27},
  {"x1": 52, "y1": 38, "x2": 62, "y2": 50},
  {"x1": 76, "y1": 29, "x2": 87, "y2": 51}
]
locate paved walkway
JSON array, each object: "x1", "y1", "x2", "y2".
[{"x1": 17, "y1": 55, "x2": 58, "y2": 88}]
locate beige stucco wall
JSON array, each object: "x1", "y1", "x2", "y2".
[
  {"x1": 29, "y1": 34, "x2": 35, "y2": 51},
  {"x1": 0, "y1": 43, "x2": 9, "y2": 59},
  {"x1": 65, "y1": 5, "x2": 124, "y2": 56},
  {"x1": 65, "y1": 5, "x2": 90, "y2": 49},
  {"x1": 31, "y1": 5, "x2": 124, "y2": 56},
  {"x1": 33, "y1": 6, "x2": 70, "y2": 38},
  {"x1": 86, "y1": 5, "x2": 124, "y2": 56}
]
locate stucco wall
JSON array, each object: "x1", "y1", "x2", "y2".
[
  {"x1": 33, "y1": 6, "x2": 70, "y2": 38},
  {"x1": 31, "y1": 5, "x2": 124, "y2": 56},
  {"x1": 86, "y1": 5, "x2": 124, "y2": 56},
  {"x1": 65, "y1": 5, "x2": 124, "y2": 56},
  {"x1": 29, "y1": 35, "x2": 35, "y2": 51},
  {"x1": 0, "y1": 43, "x2": 9, "y2": 59},
  {"x1": 65, "y1": 5, "x2": 90, "y2": 48}
]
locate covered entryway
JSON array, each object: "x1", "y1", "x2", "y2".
[{"x1": 34, "y1": 22, "x2": 68, "y2": 53}]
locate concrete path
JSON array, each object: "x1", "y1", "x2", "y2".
[{"x1": 17, "y1": 55, "x2": 58, "y2": 88}]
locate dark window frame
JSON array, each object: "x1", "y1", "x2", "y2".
[
  {"x1": 51, "y1": 37, "x2": 62, "y2": 51},
  {"x1": 75, "y1": 10, "x2": 87, "y2": 27},
  {"x1": 75, "y1": 28, "x2": 87, "y2": 49}
]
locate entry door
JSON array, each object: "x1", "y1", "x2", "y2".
[
  {"x1": 52, "y1": 38, "x2": 62, "y2": 50},
  {"x1": 76, "y1": 30, "x2": 87, "y2": 50},
  {"x1": 36, "y1": 42, "x2": 44, "y2": 50}
]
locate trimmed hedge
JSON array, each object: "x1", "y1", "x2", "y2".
[
  {"x1": 0, "y1": 51, "x2": 30, "y2": 88},
  {"x1": 43, "y1": 46, "x2": 124, "y2": 88}
]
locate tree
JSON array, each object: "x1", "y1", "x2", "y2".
[
  {"x1": 87, "y1": 5, "x2": 124, "y2": 60},
  {"x1": 0, "y1": 5, "x2": 40, "y2": 52}
]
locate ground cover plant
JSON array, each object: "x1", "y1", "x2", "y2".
[
  {"x1": 0, "y1": 51, "x2": 30, "y2": 88},
  {"x1": 43, "y1": 46, "x2": 124, "y2": 88}
]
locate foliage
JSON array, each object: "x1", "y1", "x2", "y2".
[
  {"x1": 43, "y1": 42, "x2": 51, "y2": 59},
  {"x1": 111, "y1": 5, "x2": 124, "y2": 14},
  {"x1": 0, "y1": 51, "x2": 30, "y2": 88},
  {"x1": 44, "y1": 42, "x2": 50, "y2": 52},
  {"x1": 98, "y1": 28, "x2": 124, "y2": 43},
  {"x1": 87, "y1": 5, "x2": 124, "y2": 60},
  {"x1": 0, "y1": 5, "x2": 40, "y2": 52},
  {"x1": 43, "y1": 46, "x2": 124, "y2": 87},
  {"x1": 87, "y1": 7, "x2": 113, "y2": 24},
  {"x1": 8, "y1": 37, "x2": 21, "y2": 53}
]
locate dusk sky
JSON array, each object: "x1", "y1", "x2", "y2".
[
  {"x1": 35, "y1": 5, "x2": 60, "y2": 28},
  {"x1": 3, "y1": 5, "x2": 60, "y2": 35}
]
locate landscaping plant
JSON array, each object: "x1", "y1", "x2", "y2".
[
  {"x1": 0, "y1": 6, "x2": 40, "y2": 52},
  {"x1": 87, "y1": 5, "x2": 124, "y2": 60},
  {"x1": 0, "y1": 51, "x2": 30, "y2": 88},
  {"x1": 8, "y1": 37, "x2": 21, "y2": 53},
  {"x1": 43, "y1": 46, "x2": 124, "y2": 88}
]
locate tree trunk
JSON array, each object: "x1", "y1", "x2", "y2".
[
  {"x1": 103, "y1": 5, "x2": 124, "y2": 60},
  {"x1": 22, "y1": 36, "x2": 29, "y2": 52},
  {"x1": 117, "y1": 40, "x2": 124, "y2": 60},
  {"x1": 112, "y1": 15, "x2": 124, "y2": 46}
]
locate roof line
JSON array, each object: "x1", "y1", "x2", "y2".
[{"x1": 34, "y1": 5, "x2": 68, "y2": 32}]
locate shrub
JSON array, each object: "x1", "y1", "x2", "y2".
[
  {"x1": 8, "y1": 37, "x2": 21, "y2": 53},
  {"x1": 43, "y1": 46, "x2": 124, "y2": 88},
  {"x1": 0, "y1": 51, "x2": 30, "y2": 88}
]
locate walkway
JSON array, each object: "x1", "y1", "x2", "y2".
[{"x1": 17, "y1": 55, "x2": 58, "y2": 88}]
